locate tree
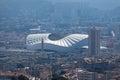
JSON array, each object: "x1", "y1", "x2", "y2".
[
  {"x1": 18, "y1": 75, "x2": 29, "y2": 80},
  {"x1": 11, "y1": 76, "x2": 17, "y2": 80},
  {"x1": 52, "y1": 76, "x2": 68, "y2": 80}
]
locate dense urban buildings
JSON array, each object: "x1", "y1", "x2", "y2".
[
  {"x1": 0, "y1": 26, "x2": 120, "y2": 80},
  {"x1": 0, "y1": 0, "x2": 120, "y2": 80}
]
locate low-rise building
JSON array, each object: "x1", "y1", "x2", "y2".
[{"x1": 76, "y1": 69, "x2": 98, "y2": 80}]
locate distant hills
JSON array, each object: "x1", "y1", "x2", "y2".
[
  {"x1": 49, "y1": 0, "x2": 120, "y2": 10},
  {"x1": 0, "y1": 0, "x2": 120, "y2": 32},
  {"x1": 0, "y1": 0, "x2": 120, "y2": 19}
]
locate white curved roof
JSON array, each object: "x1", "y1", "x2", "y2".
[{"x1": 26, "y1": 33, "x2": 88, "y2": 47}]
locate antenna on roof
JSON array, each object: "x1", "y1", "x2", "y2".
[{"x1": 41, "y1": 38, "x2": 44, "y2": 53}]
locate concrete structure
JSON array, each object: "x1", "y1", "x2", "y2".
[
  {"x1": 26, "y1": 33, "x2": 88, "y2": 53},
  {"x1": 88, "y1": 27, "x2": 100, "y2": 56},
  {"x1": 115, "y1": 24, "x2": 120, "y2": 40},
  {"x1": 104, "y1": 71, "x2": 120, "y2": 80},
  {"x1": 76, "y1": 69, "x2": 98, "y2": 80},
  {"x1": 0, "y1": 76, "x2": 11, "y2": 80}
]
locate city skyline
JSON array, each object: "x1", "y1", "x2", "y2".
[{"x1": 0, "y1": 0, "x2": 120, "y2": 80}]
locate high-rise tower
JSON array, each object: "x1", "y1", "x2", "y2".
[{"x1": 88, "y1": 27, "x2": 100, "y2": 56}]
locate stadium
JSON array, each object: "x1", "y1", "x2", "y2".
[{"x1": 26, "y1": 33, "x2": 88, "y2": 53}]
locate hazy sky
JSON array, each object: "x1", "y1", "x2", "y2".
[
  {"x1": 86, "y1": 0, "x2": 120, "y2": 10},
  {"x1": 0, "y1": 0, "x2": 120, "y2": 10},
  {"x1": 50, "y1": 0, "x2": 120, "y2": 10}
]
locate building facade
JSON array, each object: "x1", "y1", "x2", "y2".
[
  {"x1": 26, "y1": 33, "x2": 88, "y2": 53},
  {"x1": 88, "y1": 27, "x2": 100, "y2": 56},
  {"x1": 76, "y1": 69, "x2": 98, "y2": 80}
]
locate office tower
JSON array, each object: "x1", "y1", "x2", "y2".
[
  {"x1": 115, "y1": 24, "x2": 120, "y2": 40},
  {"x1": 88, "y1": 27, "x2": 100, "y2": 56}
]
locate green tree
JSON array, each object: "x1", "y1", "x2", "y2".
[
  {"x1": 52, "y1": 76, "x2": 68, "y2": 80},
  {"x1": 11, "y1": 76, "x2": 17, "y2": 80},
  {"x1": 18, "y1": 75, "x2": 29, "y2": 80}
]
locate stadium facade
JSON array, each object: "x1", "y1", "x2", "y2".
[{"x1": 26, "y1": 33, "x2": 88, "y2": 53}]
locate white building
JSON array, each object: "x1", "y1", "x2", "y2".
[{"x1": 26, "y1": 33, "x2": 88, "y2": 53}]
